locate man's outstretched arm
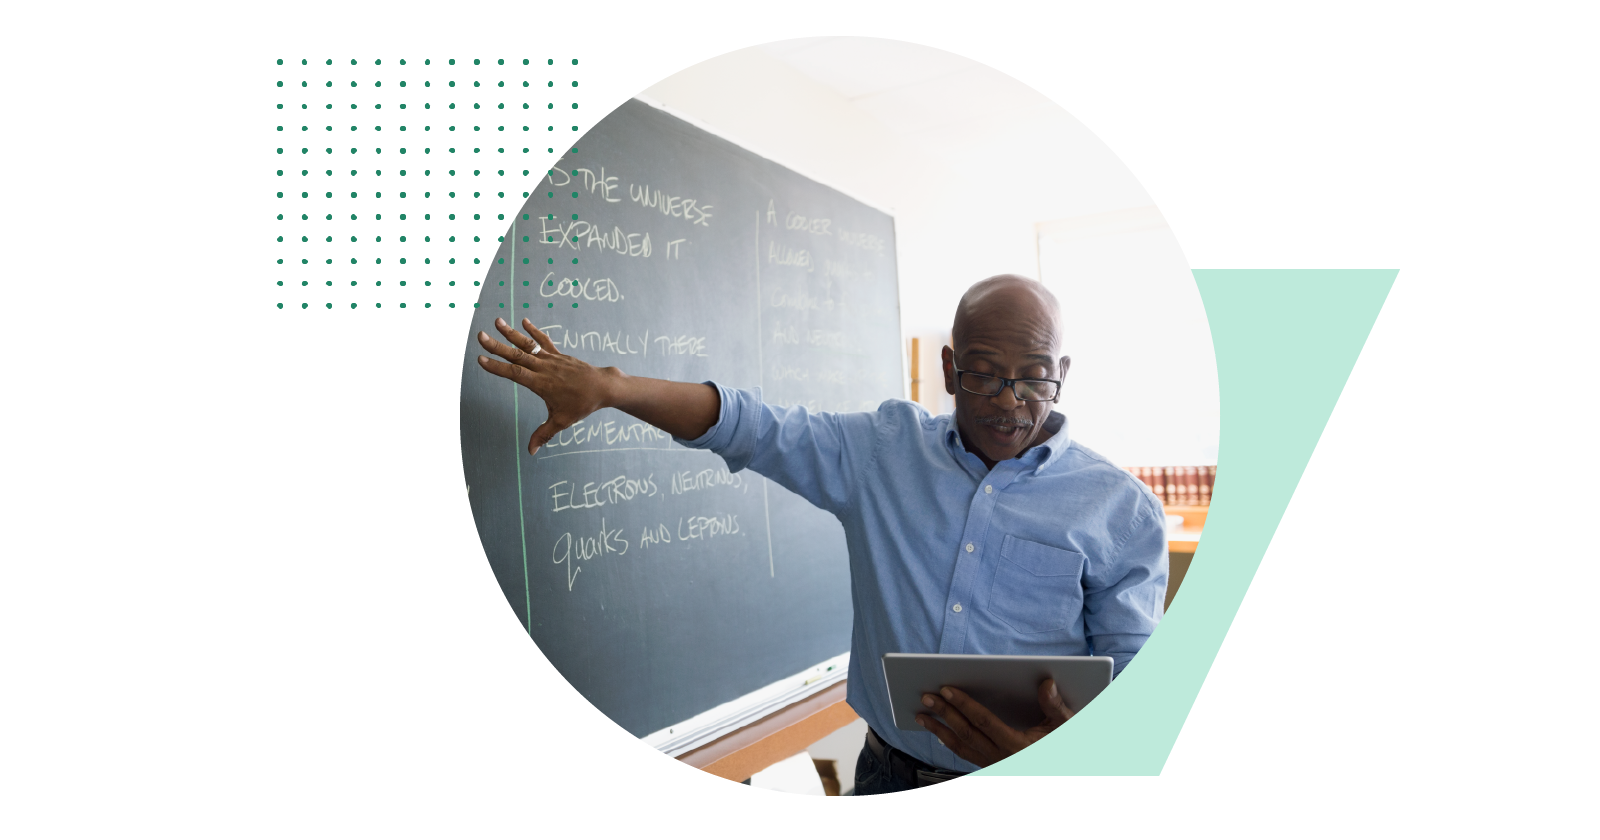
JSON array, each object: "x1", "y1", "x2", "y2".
[{"x1": 475, "y1": 317, "x2": 720, "y2": 454}]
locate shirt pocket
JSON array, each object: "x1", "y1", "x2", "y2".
[{"x1": 988, "y1": 535, "x2": 1086, "y2": 635}]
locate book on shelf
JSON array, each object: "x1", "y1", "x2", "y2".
[{"x1": 1127, "y1": 465, "x2": 1216, "y2": 508}]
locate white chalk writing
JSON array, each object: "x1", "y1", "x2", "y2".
[
  {"x1": 551, "y1": 517, "x2": 629, "y2": 591},
  {"x1": 771, "y1": 325, "x2": 846, "y2": 348},
  {"x1": 653, "y1": 334, "x2": 709, "y2": 357},
  {"x1": 767, "y1": 241, "x2": 811, "y2": 270},
  {"x1": 669, "y1": 465, "x2": 747, "y2": 495},
  {"x1": 639, "y1": 523, "x2": 673, "y2": 549},
  {"x1": 769, "y1": 286, "x2": 833, "y2": 311},
  {"x1": 835, "y1": 228, "x2": 886, "y2": 253},
  {"x1": 677, "y1": 513, "x2": 741, "y2": 542},
  {"x1": 539, "y1": 217, "x2": 652, "y2": 258},
  {"x1": 541, "y1": 418, "x2": 672, "y2": 451},
  {"x1": 785, "y1": 212, "x2": 831, "y2": 236},
  {"x1": 627, "y1": 183, "x2": 713, "y2": 226},
  {"x1": 538, "y1": 272, "x2": 625, "y2": 303},
  {"x1": 549, "y1": 473, "x2": 659, "y2": 512},
  {"x1": 573, "y1": 167, "x2": 622, "y2": 202}
]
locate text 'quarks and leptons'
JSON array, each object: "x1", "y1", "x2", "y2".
[{"x1": 551, "y1": 512, "x2": 744, "y2": 592}]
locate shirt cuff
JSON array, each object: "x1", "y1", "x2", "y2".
[{"x1": 672, "y1": 381, "x2": 764, "y2": 473}]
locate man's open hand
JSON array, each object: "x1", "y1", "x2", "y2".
[
  {"x1": 915, "y1": 679, "x2": 1075, "y2": 767},
  {"x1": 476, "y1": 317, "x2": 614, "y2": 455}
]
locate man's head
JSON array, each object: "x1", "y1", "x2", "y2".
[{"x1": 941, "y1": 274, "x2": 1070, "y2": 469}]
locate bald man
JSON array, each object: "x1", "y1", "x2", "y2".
[{"x1": 475, "y1": 274, "x2": 1167, "y2": 793}]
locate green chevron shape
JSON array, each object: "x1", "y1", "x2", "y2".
[{"x1": 980, "y1": 269, "x2": 1398, "y2": 776}]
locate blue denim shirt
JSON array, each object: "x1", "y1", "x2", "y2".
[{"x1": 678, "y1": 384, "x2": 1167, "y2": 772}]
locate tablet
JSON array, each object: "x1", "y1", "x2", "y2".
[{"x1": 882, "y1": 653, "x2": 1114, "y2": 732}]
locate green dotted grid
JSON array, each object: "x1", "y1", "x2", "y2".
[{"x1": 271, "y1": 57, "x2": 582, "y2": 311}]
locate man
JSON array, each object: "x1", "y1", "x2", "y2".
[{"x1": 475, "y1": 273, "x2": 1167, "y2": 794}]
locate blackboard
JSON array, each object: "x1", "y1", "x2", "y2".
[{"x1": 459, "y1": 99, "x2": 903, "y2": 743}]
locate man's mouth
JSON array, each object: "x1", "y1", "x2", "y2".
[{"x1": 977, "y1": 416, "x2": 1033, "y2": 446}]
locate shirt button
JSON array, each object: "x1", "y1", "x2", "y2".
[
  {"x1": 952, "y1": 603, "x2": 962, "y2": 613},
  {"x1": 985, "y1": 485, "x2": 993, "y2": 494},
  {"x1": 965, "y1": 543, "x2": 974, "y2": 553}
]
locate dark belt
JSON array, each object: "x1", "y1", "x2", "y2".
[{"x1": 865, "y1": 727, "x2": 968, "y2": 788}]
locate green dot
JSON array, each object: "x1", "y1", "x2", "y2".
[
  {"x1": 401, "y1": 303, "x2": 407, "y2": 308},
  {"x1": 522, "y1": 258, "x2": 528, "y2": 264},
  {"x1": 572, "y1": 303, "x2": 578, "y2": 308},
  {"x1": 547, "y1": 280, "x2": 553, "y2": 286},
  {"x1": 571, "y1": 258, "x2": 578, "y2": 264},
  {"x1": 302, "y1": 303, "x2": 309, "y2": 309},
  {"x1": 548, "y1": 302, "x2": 554, "y2": 308},
  {"x1": 277, "y1": 302, "x2": 283, "y2": 308},
  {"x1": 571, "y1": 191, "x2": 577, "y2": 197},
  {"x1": 326, "y1": 303, "x2": 333, "y2": 309},
  {"x1": 522, "y1": 302, "x2": 528, "y2": 308}
]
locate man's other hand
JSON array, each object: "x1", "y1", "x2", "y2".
[
  {"x1": 477, "y1": 317, "x2": 721, "y2": 453},
  {"x1": 476, "y1": 317, "x2": 615, "y2": 455},
  {"x1": 915, "y1": 679, "x2": 1075, "y2": 768}
]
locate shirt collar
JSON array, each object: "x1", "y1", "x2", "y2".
[{"x1": 942, "y1": 411, "x2": 1070, "y2": 473}]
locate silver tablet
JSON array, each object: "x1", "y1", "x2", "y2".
[{"x1": 882, "y1": 653, "x2": 1114, "y2": 732}]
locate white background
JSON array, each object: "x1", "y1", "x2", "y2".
[{"x1": 3, "y1": 2, "x2": 1595, "y2": 836}]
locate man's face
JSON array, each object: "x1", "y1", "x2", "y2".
[{"x1": 941, "y1": 284, "x2": 1070, "y2": 469}]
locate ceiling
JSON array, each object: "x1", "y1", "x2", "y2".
[{"x1": 755, "y1": 37, "x2": 1067, "y2": 156}]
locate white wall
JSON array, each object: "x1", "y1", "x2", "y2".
[
  {"x1": 641, "y1": 40, "x2": 1216, "y2": 464},
  {"x1": 1039, "y1": 208, "x2": 1220, "y2": 466}
]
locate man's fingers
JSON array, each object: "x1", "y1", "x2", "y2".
[
  {"x1": 477, "y1": 331, "x2": 544, "y2": 370},
  {"x1": 476, "y1": 354, "x2": 542, "y2": 390},
  {"x1": 916, "y1": 714, "x2": 989, "y2": 768},
  {"x1": 492, "y1": 316, "x2": 538, "y2": 351},
  {"x1": 922, "y1": 692, "x2": 997, "y2": 756},
  {"x1": 527, "y1": 417, "x2": 569, "y2": 455},
  {"x1": 522, "y1": 319, "x2": 561, "y2": 356},
  {"x1": 940, "y1": 686, "x2": 1030, "y2": 755},
  {"x1": 1038, "y1": 679, "x2": 1075, "y2": 727},
  {"x1": 489, "y1": 319, "x2": 545, "y2": 361}
]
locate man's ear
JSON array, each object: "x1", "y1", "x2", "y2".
[
  {"x1": 1054, "y1": 355, "x2": 1071, "y2": 403},
  {"x1": 942, "y1": 345, "x2": 957, "y2": 395}
]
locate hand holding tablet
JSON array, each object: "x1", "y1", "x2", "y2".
[{"x1": 883, "y1": 653, "x2": 1114, "y2": 768}]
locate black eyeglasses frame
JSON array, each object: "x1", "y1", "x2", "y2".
[{"x1": 951, "y1": 368, "x2": 1063, "y2": 402}]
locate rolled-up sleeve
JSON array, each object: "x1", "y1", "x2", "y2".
[
  {"x1": 674, "y1": 382, "x2": 765, "y2": 471},
  {"x1": 675, "y1": 382, "x2": 881, "y2": 516},
  {"x1": 1084, "y1": 498, "x2": 1168, "y2": 676}
]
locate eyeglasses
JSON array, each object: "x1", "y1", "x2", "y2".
[{"x1": 953, "y1": 369, "x2": 1062, "y2": 401}]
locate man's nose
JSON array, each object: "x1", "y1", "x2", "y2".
[{"x1": 991, "y1": 386, "x2": 1022, "y2": 410}]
